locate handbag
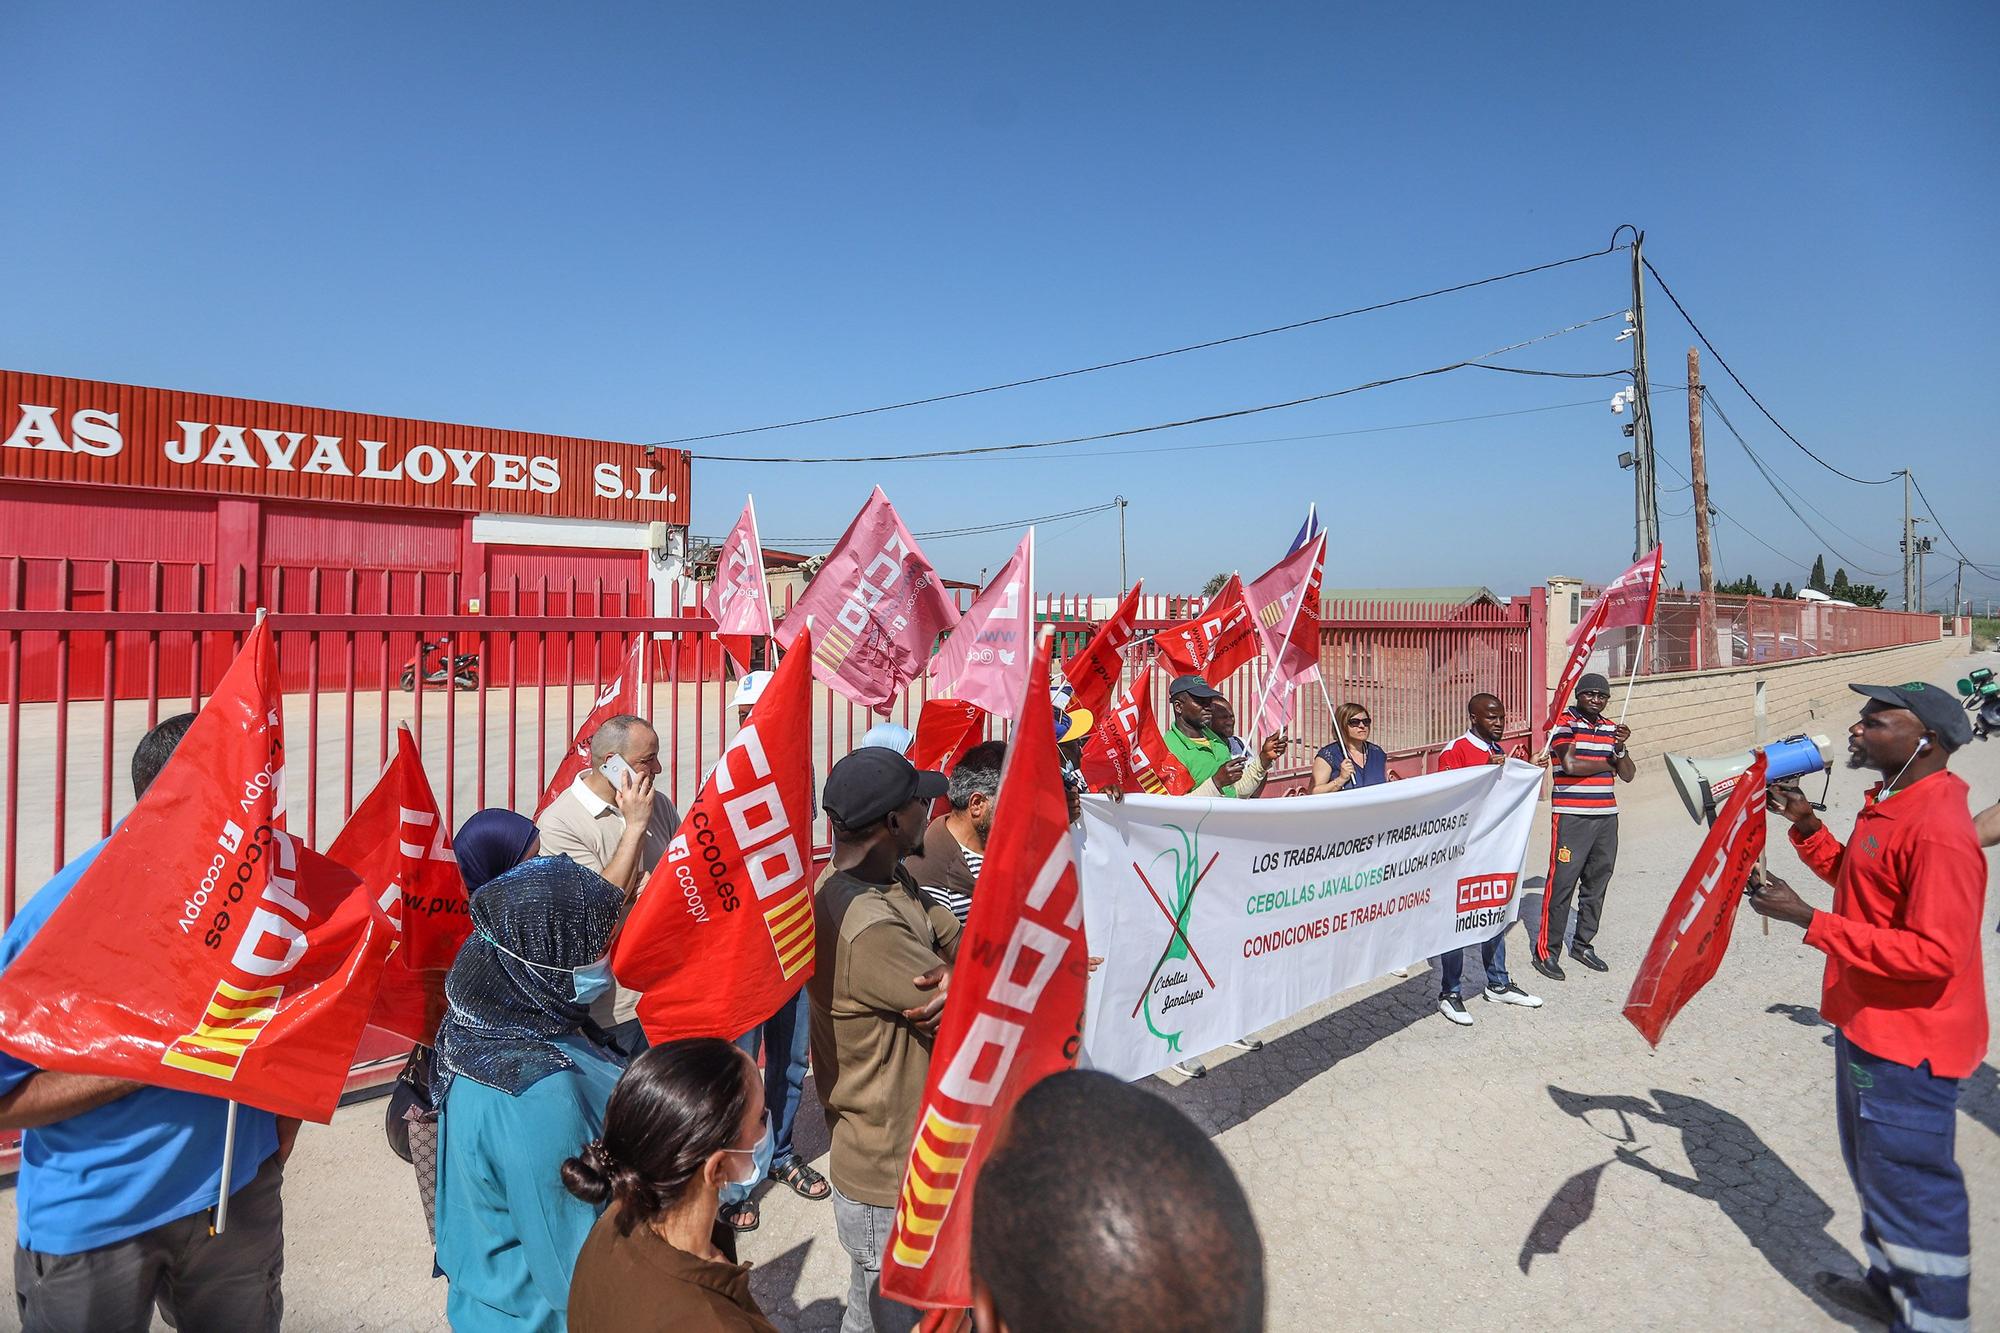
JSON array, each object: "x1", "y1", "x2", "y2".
[{"x1": 384, "y1": 1044, "x2": 438, "y2": 1164}]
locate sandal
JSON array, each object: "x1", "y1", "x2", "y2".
[
  {"x1": 721, "y1": 1199, "x2": 760, "y2": 1233},
  {"x1": 771, "y1": 1158, "x2": 831, "y2": 1201}
]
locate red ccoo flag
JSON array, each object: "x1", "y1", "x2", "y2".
[
  {"x1": 706, "y1": 495, "x2": 775, "y2": 674},
  {"x1": 1079, "y1": 663, "x2": 1194, "y2": 796},
  {"x1": 328, "y1": 726, "x2": 472, "y2": 1045},
  {"x1": 1623, "y1": 751, "x2": 1766, "y2": 1046},
  {"x1": 1060, "y1": 578, "x2": 1144, "y2": 720},
  {"x1": 880, "y1": 638, "x2": 1089, "y2": 1313},
  {"x1": 774, "y1": 486, "x2": 961, "y2": 715},
  {"x1": 1152, "y1": 574, "x2": 1258, "y2": 685},
  {"x1": 1542, "y1": 546, "x2": 1664, "y2": 737},
  {"x1": 536, "y1": 634, "x2": 648, "y2": 818},
  {"x1": 614, "y1": 627, "x2": 817, "y2": 1042},
  {"x1": 0, "y1": 620, "x2": 397, "y2": 1122}
]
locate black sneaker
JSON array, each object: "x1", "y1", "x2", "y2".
[
  {"x1": 1569, "y1": 944, "x2": 1609, "y2": 972},
  {"x1": 1812, "y1": 1272, "x2": 1893, "y2": 1326},
  {"x1": 1437, "y1": 994, "x2": 1475, "y2": 1026},
  {"x1": 1530, "y1": 952, "x2": 1566, "y2": 982}
]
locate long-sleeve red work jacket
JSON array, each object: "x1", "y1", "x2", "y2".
[{"x1": 1790, "y1": 768, "x2": 1988, "y2": 1078}]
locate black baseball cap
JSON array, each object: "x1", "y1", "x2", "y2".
[
  {"x1": 821, "y1": 746, "x2": 948, "y2": 830},
  {"x1": 1168, "y1": 674, "x2": 1225, "y2": 701},
  {"x1": 1849, "y1": 681, "x2": 1973, "y2": 750}
]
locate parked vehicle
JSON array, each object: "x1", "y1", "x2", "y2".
[{"x1": 400, "y1": 637, "x2": 480, "y2": 691}]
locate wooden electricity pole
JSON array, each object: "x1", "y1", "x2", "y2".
[{"x1": 1687, "y1": 347, "x2": 1715, "y2": 668}]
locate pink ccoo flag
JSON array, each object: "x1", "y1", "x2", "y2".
[
  {"x1": 774, "y1": 487, "x2": 960, "y2": 715},
  {"x1": 706, "y1": 496, "x2": 775, "y2": 673},
  {"x1": 1245, "y1": 530, "x2": 1326, "y2": 734},
  {"x1": 927, "y1": 531, "x2": 1035, "y2": 720}
]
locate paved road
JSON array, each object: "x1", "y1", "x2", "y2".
[{"x1": 4, "y1": 654, "x2": 1996, "y2": 1331}]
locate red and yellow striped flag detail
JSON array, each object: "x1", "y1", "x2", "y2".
[
  {"x1": 890, "y1": 1107, "x2": 979, "y2": 1269},
  {"x1": 1258, "y1": 600, "x2": 1285, "y2": 628},
  {"x1": 763, "y1": 887, "x2": 815, "y2": 980},
  {"x1": 160, "y1": 978, "x2": 285, "y2": 1081},
  {"x1": 815, "y1": 623, "x2": 857, "y2": 675}
]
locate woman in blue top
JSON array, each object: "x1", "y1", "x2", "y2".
[
  {"x1": 434, "y1": 856, "x2": 629, "y2": 1332},
  {"x1": 1311, "y1": 702, "x2": 1390, "y2": 793}
]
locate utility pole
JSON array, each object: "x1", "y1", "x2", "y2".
[
  {"x1": 1901, "y1": 470, "x2": 1914, "y2": 611},
  {"x1": 1687, "y1": 347, "x2": 1714, "y2": 667},
  {"x1": 1115, "y1": 495, "x2": 1128, "y2": 597},
  {"x1": 1628, "y1": 231, "x2": 1659, "y2": 562},
  {"x1": 1954, "y1": 558, "x2": 1967, "y2": 624}
]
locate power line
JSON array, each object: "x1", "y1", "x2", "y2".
[
  {"x1": 1701, "y1": 389, "x2": 1897, "y2": 577},
  {"x1": 694, "y1": 313, "x2": 1625, "y2": 464},
  {"x1": 1906, "y1": 471, "x2": 2000, "y2": 579},
  {"x1": 1641, "y1": 257, "x2": 1899, "y2": 486},
  {"x1": 1702, "y1": 390, "x2": 1897, "y2": 557},
  {"x1": 646, "y1": 238, "x2": 1629, "y2": 447},
  {"x1": 763, "y1": 500, "x2": 1121, "y2": 548}
]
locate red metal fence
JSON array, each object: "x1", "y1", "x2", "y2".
[
  {"x1": 1, "y1": 589, "x2": 1540, "y2": 925},
  {"x1": 1579, "y1": 587, "x2": 1942, "y2": 678}
]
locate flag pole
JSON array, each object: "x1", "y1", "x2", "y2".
[
  {"x1": 211, "y1": 1101, "x2": 240, "y2": 1235},
  {"x1": 1618, "y1": 624, "x2": 1647, "y2": 724}
]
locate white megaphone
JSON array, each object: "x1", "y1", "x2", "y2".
[{"x1": 1663, "y1": 734, "x2": 1834, "y2": 824}]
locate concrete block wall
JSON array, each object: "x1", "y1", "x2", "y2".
[{"x1": 1612, "y1": 637, "x2": 1969, "y2": 764}]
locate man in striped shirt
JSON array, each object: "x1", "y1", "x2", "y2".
[
  {"x1": 906, "y1": 740, "x2": 1005, "y2": 925},
  {"x1": 1532, "y1": 673, "x2": 1635, "y2": 981}
]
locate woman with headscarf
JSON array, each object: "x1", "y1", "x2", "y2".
[
  {"x1": 433, "y1": 856, "x2": 629, "y2": 1331},
  {"x1": 391, "y1": 808, "x2": 547, "y2": 1239},
  {"x1": 562, "y1": 1039, "x2": 780, "y2": 1332}
]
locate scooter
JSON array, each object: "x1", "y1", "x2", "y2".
[
  {"x1": 400, "y1": 637, "x2": 480, "y2": 692},
  {"x1": 1958, "y1": 669, "x2": 2000, "y2": 740}
]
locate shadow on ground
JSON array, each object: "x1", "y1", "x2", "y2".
[{"x1": 1531, "y1": 1085, "x2": 1875, "y2": 1328}]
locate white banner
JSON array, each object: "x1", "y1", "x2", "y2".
[{"x1": 1077, "y1": 760, "x2": 1543, "y2": 1081}]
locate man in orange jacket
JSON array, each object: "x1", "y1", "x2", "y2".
[{"x1": 1753, "y1": 681, "x2": 1984, "y2": 1333}]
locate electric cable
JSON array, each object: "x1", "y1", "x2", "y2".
[
  {"x1": 1642, "y1": 257, "x2": 1898, "y2": 486},
  {"x1": 693, "y1": 314, "x2": 1626, "y2": 464},
  {"x1": 1906, "y1": 470, "x2": 2000, "y2": 579},
  {"x1": 1703, "y1": 392, "x2": 1897, "y2": 577},
  {"x1": 1701, "y1": 390, "x2": 1896, "y2": 558},
  {"x1": 646, "y1": 239, "x2": 1629, "y2": 447},
  {"x1": 762, "y1": 500, "x2": 1121, "y2": 548}
]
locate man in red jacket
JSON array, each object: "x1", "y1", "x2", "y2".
[{"x1": 1752, "y1": 680, "x2": 1984, "y2": 1333}]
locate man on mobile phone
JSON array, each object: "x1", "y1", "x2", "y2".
[
  {"x1": 1197, "y1": 697, "x2": 1289, "y2": 799},
  {"x1": 536, "y1": 713, "x2": 680, "y2": 1055}
]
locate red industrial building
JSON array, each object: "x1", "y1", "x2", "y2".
[{"x1": 1, "y1": 369, "x2": 693, "y2": 700}]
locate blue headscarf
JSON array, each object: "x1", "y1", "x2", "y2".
[
  {"x1": 453, "y1": 808, "x2": 540, "y2": 893},
  {"x1": 432, "y1": 857, "x2": 625, "y2": 1101}
]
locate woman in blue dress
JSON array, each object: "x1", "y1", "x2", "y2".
[{"x1": 1311, "y1": 702, "x2": 1390, "y2": 793}]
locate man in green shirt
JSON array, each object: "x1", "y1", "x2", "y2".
[{"x1": 1164, "y1": 675, "x2": 1245, "y2": 796}]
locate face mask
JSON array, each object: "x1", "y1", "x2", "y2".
[
  {"x1": 479, "y1": 931, "x2": 614, "y2": 1006},
  {"x1": 716, "y1": 1116, "x2": 775, "y2": 1206}
]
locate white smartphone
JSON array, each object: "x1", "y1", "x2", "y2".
[{"x1": 602, "y1": 754, "x2": 640, "y2": 789}]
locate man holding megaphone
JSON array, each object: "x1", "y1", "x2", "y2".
[{"x1": 1750, "y1": 681, "x2": 1984, "y2": 1333}]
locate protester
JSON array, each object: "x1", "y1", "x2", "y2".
[
  {"x1": 1163, "y1": 675, "x2": 1244, "y2": 795},
  {"x1": 807, "y1": 746, "x2": 956, "y2": 1333},
  {"x1": 561, "y1": 1039, "x2": 780, "y2": 1332},
  {"x1": 1429, "y1": 694, "x2": 1542, "y2": 1025},
  {"x1": 861, "y1": 721, "x2": 916, "y2": 754},
  {"x1": 906, "y1": 739, "x2": 1006, "y2": 925},
  {"x1": 1310, "y1": 702, "x2": 1389, "y2": 793},
  {"x1": 1752, "y1": 682, "x2": 1985, "y2": 1333},
  {"x1": 537, "y1": 713, "x2": 681, "y2": 1055},
  {"x1": 715, "y1": 677, "x2": 828, "y2": 1236},
  {"x1": 1199, "y1": 697, "x2": 1288, "y2": 798},
  {"x1": 1157, "y1": 690, "x2": 1265, "y2": 1076},
  {"x1": 433, "y1": 857, "x2": 628, "y2": 1331},
  {"x1": 1, "y1": 713, "x2": 289, "y2": 1333},
  {"x1": 1532, "y1": 673, "x2": 1634, "y2": 981},
  {"x1": 969, "y1": 1069, "x2": 1265, "y2": 1333},
  {"x1": 392, "y1": 806, "x2": 547, "y2": 1240},
  {"x1": 1052, "y1": 685, "x2": 1093, "y2": 822}
]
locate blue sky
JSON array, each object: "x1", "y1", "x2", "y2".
[{"x1": 4, "y1": 3, "x2": 1996, "y2": 605}]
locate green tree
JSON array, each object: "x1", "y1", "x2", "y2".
[
  {"x1": 1717, "y1": 574, "x2": 1765, "y2": 597},
  {"x1": 1845, "y1": 582, "x2": 1889, "y2": 608},
  {"x1": 1775, "y1": 580, "x2": 1796, "y2": 599},
  {"x1": 1830, "y1": 568, "x2": 1852, "y2": 601},
  {"x1": 1199, "y1": 571, "x2": 1231, "y2": 599},
  {"x1": 1808, "y1": 555, "x2": 1828, "y2": 593}
]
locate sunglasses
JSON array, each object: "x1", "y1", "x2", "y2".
[{"x1": 1348, "y1": 717, "x2": 1372, "y2": 728}]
